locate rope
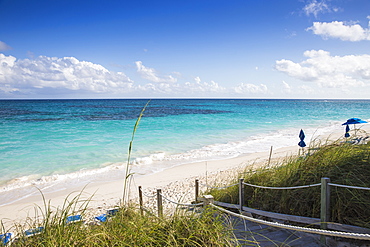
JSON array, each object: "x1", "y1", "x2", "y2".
[
  {"x1": 159, "y1": 192, "x2": 203, "y2": 207},
  {"x1": 209, "y1": 203, "x2": 370, "y2": 240},
  {"x1": 329, "y1": 183, "x2": 370, "y2": 191},
  {"x1": 202, "y1": 181, "x2": 321, "y2": 190},
  {"x1": 141, "y1": 190, "x2": 157, "y2": 198},
  {"x1": 202, "y1": 181, "x2": 370, "y2": 191},
  {"x1": 242, "y1": 182, "x2": 321, "y2": 190}
]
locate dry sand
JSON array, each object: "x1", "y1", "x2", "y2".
[{"x1": 1, "y1": 124, "x2": 369, "y2": 231}]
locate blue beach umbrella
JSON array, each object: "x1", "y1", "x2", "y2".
[
  {"x1": 298, "y1": 129, "x2": 306, "y2": 148},
  {"x1": 345, "y1": 125, "x2": 350, "y2": 138},
  {"x1": 342, "y1": 118, "x2": 367, "y2": 125},
  {"x1": 342, "y1": 118, "x2": 367, "y2": 136}
]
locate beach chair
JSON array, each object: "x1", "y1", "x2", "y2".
[
  {"x1": 361, "y1": 136, "x2": 369, "y2": 144},
  {"x1": 95, "y1": 214, "x2": 107, "y2": 222},
  {"x1": 107, "y1": 208, "x2": 119, "y2": 216},
  {"x1": 95, "y1": 208, "x2": 119, "y2": 223},
  {"x1": 0, "y1": 232, "x2": 13, "y2": 246},
  {"x1": 352, "y1": 137, "x2": 363, "y2": 144},
  {"x1": 24, "y1": 227, "x2": 44, "y2": 237},
  {"x1": 66, "y1": 215, "x2": 83, "y2": 224}
]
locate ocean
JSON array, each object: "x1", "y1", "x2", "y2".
[{"x1": 1, "y1": 99, "x2": 369, "y2": 199}]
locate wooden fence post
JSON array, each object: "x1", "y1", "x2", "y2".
[
  {"x1": 239, "y1": 178, "x2": 245, "y2": 211},
  {"x1": 157, "y1": 189, "x2": 163, "y2": 218},
  {"x1": 195, "y1": 179, "x2": 199, "y2": 203},
  {"x1": 320, "y1": 177, "x2": 331, "y2": 244},
  {"x1": 138, "y1": 186, "x2": 143, "y2": 216}
]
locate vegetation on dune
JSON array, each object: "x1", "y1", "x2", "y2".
[
  {"x1": 11, "y1": 206, "x2": 236, "y2": 247},
  {"x1": 210, "y1": 138, "x2": 370, "y2": 228}
]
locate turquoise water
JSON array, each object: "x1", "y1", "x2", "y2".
[{"x1": 1, "y1": 99, "x2": 370, "y2": 192}]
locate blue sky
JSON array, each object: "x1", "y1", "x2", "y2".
[{"x1": 0, "y1": 0, "x2": 370, "y2": 99}]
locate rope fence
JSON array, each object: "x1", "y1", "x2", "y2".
[
  {"x1": 242, "y1": 182, "x2": 321, "y2": 190},
  {"x1": 329, "y1": 183, "x2": 370, "y2": 191},
  {"x1": 140, "y1": 190, "x2": 157, "y2": 198},
  {"x1": 199, "y1": 181, "x2": 322, "y2": 190},
  {"x1": 138, "y1": 177, "x2": 370, "y2": 245},
  {"x1": 6, "y1": 177, "x2": 370, "y2": 245},
  {"x1": 138, "y1": 186, "x2": 204, "y2": 217},
  {"x1": 159, "y1": 192, "x2": 203, "y2": 207}
]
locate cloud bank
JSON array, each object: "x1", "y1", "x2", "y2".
[
  {"x1": 0, "y1": 54, "x2": 246, "y2": 98},
  {"x1": 181, "y1": 77, "x2": 225, "y2": 96},
  {"x1": 0, "y1": 54, "x2": 134, "y2": 96},
  {"x1": 275, "y1": 50, "x2": 370, "y2": 88},
  {"x1": 8, "y1": 48, "x2": 369, "y2": 98},
  {"x1": 308, "y1": 19, "x2": 370, "y2": 41}
]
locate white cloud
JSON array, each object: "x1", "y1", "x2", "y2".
[
  {"x1": 303, "y1": 0, "x2": 338, "y2": 18},
  {"x1": 0, "y1": 54, "x2": 134, "y2": 95},
  {"x1": 184, "y1": 77, "x2": 226, "y2": 94},
  {"x1": 307, "y1": 20, "x2": 370, "y2": 41},
  {"x1": 0, "y1": 53, "x2": 231, "y2": 98},
  {"x1": 135, "y1": 61, "x2": 177, "y2": 83},
  {"x1": 194, "y1": 76, "x2": 201, "y2": 84},
  {"x1": 275, "y1": 50, "x2": 370, "y2": 88},
  {"x1": 0, "y1": 41, "x2": 12, "y2": 51},
  {"x1": 233, "y1": 83, "x2": 268, "y2": 94},
  {"x1": 134, "y1": 76, "x2": 226, "y2": 97}
]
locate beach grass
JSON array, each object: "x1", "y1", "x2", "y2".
[
  {"x1": 122, "y1": 100, "x2": 151, "y2": 205},
  {"x1": 9, "y1": 203, "x2": 237, "y2": 246},
  {"x1": 209, "y1": 136, "x2": 370, "y2": 228}
]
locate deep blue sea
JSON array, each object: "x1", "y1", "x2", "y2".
[{"x1": 1, "y1": 99, "x2": 369, "y2": 195}]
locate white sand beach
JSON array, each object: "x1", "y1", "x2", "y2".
[
  {"x1": 0, "y1": 146, "x2": 298, "y2": 230},
  {"x1": 1, "y1": 123, "x2": 369, "y2": 231}
]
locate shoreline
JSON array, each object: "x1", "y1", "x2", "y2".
[{"x1": 1, "y1": 124, "x2": 369, "y2": 231}]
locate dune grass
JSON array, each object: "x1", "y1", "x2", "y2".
[
  {"x1": 10, "y1": 203, "x2": 236, "y2": 247},
  {"x1": 209, "y1": 137, "x2": 370, "y2": 228},
  {"x1": 122, "y1": 100, "x2": 151, "y2": 205}
]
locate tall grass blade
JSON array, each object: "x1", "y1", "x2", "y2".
[{"x1": 122, "y1": 100, "x2": 151, "y2": 205}]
